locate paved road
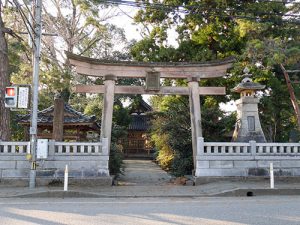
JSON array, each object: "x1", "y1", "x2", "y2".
[{"x1": 0, "y1": 196, "x2": 299, "y2": 225}]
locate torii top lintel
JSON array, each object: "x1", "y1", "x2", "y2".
[{"x1": 67, "y1": 52, "x2": 234, "y2": 79}]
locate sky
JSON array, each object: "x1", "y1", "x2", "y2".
[{"x1": 106, "y1": 5, "x2": 179, "y2": 47}]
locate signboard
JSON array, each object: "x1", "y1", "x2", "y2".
[
  {"x1": 18, "y1": 86, "x2": 30, "y2": 109},
  {"x1": 4, "y1": 85, "x2": 30, "y2": 110},
  {"x1": 37, "y1": 139, "x2": 48, "y2": 159},
  {"x1": 145, "y1": 72, "x2": 160, "y2": 91}
]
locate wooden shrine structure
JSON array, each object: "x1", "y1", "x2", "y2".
[
  {"x1": 18, "y1": 97, "x2": 100, "y2": 141},
  {"x1": 122, "y1": 99, "x2": 153, "y2": 158},
  {"x1": 67, "y1": 52, "x2": 233, "y2": 169}
]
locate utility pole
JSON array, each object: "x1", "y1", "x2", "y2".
[{"x1": 29, "y1": 0, "x2": 42, "y2": 189}]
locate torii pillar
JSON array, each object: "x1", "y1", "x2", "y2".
[
  {"x1": 188, "y1": 77, "x2": 203, "y2": 169},
  {"x1": 100, "y1": 75, "x2": 116, "y2": 150}
]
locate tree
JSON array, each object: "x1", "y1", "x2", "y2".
[
  {"x1": 0, "y1": 2, "x2": 10, "y2": 140},
  {"x1": 130, "y1": 0, "x2": 300, "y2": 174}
]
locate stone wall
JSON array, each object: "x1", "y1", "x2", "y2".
[
  {"x1": 0, "y1": 140, "x2": 112, "y2": 186},
  {"x1": 196, "y1": 138, "x2": 300, "y2": 178}
]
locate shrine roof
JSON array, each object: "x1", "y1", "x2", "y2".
[
  {"x1": 129, "y1": 99, "x2": 152, "y2": 114},
  {"x1": 18, "y1": 103, "x2": 99, "y2": 129},
  {"x1": 233, "y1": 82, "x2": 265, "y2": 93}
]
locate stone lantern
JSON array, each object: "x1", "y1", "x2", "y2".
[{"x1": 232, "y1": 68, "x2": 266, "y2": 142}]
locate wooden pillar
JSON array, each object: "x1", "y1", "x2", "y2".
[
  {"x1": 100, "y1": 75, "x2": 116, "y2": 153},
  {"x1": 188, "y1": 78, "x2": 202, "y2": 171},
  {"x1": 53, "y1": 97, "x2": 64, "y2": 141}
]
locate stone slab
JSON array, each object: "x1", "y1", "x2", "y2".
[
  {"x1": 42, "y1": 160, "x2": 108, "y2": 170},
  {"x1": 196, "y1": 161, "x2": 209, "y2": 169},
  {"x1": 209, "y1": 161, "x2": 233, "y2": 169},
  {"x1": 281, "y1": 161, "x2": 300, "y2": 168},
  {"x1": 234, "y1": 161, "x2": 257, "y2": 168},
  {"x1": 16, "y1": 160, "x2": 31, "y2": 169},
  {"x1": 0, "y1": 161, "x2": 16, "y2": 169},
  {"x1": 257, "y1": 161, "x2": 281, "y2": 168},
  {"x1": 196, "y1": 168, "x2": 247, "y2": 177},
  {"x1": 2, "y1": 169, "x2": 29, "y2": 178}
]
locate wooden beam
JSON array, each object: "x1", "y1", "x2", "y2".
[
  {"x1": 67, "y1": 53, "x2": 233, "y2": 79},
  {"x1": 74, "y1": 85, "x2": 226, "y2": 95}
]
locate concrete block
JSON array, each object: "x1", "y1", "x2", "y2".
[
  {"x1": 16, "y1": 161, "x2": 31, "y2": 169},
  {"x1": 97, "y1": 169, "x2": 109, "y2": 176},
  {"x1": 196, "y1": 168, "x2": 247, "y2": 177},
  {"x1": 68, "y1": 170, "x2": 83, "y2": 178},
  {"x1": 0, "y1": 161, "x2": 16, "y2": 169},
  {"x1": 291, "y1": 168, "x2": 300, "y2": 176},
  {"x1": 281, "y1": 160, "x2": 300, "y2": 168},
  {"x1": 257, "y1": 161, "x2": 280, "y2": 168},
  {"x1": 274, "y1": 169, "x2": 292, "y2": 176},
  {"x1": 83, "y1": 170, "x2": 98, "y2": 177},
  {"x1": 248, "y1": 168, "x2": 268, "y2": 176},
  {"x1": 196, "y1": 161, "x2": 209, "y2": 169},
  {"x1": 2, "y1": 169, "x2": 29, "y2": 178},
  {"x1": 43, "y1": 160, "x2": 108, "y2": 170},
  {"x1": 36, "y1": 170, "x2": 56, "y2": 177},
  {"x1": 234, "y1": 161, "x2": 257, "y2": 168},
  {"x1": 209, "y1": 161, "x2": 233, "y2": 169}
]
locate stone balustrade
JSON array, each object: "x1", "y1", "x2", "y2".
[
  {"x1": 196, "y1": 137, "x2": 300, "y2": 177},
  {"x1": 0, "y1": 139, "x2": 111, "y2": 186},
  {"x1": 0, "y1": 141, "x2": 30, "y2": 154}
]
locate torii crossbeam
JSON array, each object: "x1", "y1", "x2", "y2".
[{"x1": 67, "y1": 52, "x2": 233, "y2": 171}]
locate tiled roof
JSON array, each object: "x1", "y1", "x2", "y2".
[
  {"x1": 18, "y1": 103, "x2": 99, "y2": 127},
  {"x1": 128, "y1": 115, "x2": 150, "y2": 131}
]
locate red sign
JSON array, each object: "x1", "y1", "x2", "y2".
[{"x1": 6, "y1": 87, "x2": 15, "y2": 96}]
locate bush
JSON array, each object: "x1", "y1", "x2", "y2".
[{"x1": 109, "y1": 142, "x2": 124, "y2": 177}]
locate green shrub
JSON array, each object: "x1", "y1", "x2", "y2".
[{"x1": 109, "y1": 142, "x2": 124, "y2": 177}]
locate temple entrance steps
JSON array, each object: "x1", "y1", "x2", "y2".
[{"x1": 116, "y1": 160, "x2": 172, "y2": 186}]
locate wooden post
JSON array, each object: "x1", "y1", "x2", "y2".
[
  {"x1": 188, "y1": 78, "x2": 202, "y2": 172},
  {"x1": 100, "y1": 75, "x2": 116, "y2": 153},
  {"x1": 53, "y1": 97, "x2": 64, "y2": 141}
]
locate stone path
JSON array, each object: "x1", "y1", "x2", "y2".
[{"x1": 117, "y1": 160, "x2": 172, "y2": 186}]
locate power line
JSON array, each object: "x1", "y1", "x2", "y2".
[
  {"x1": 12, "y1": 0, "x2": 36, "y2": 47},
  {"x1": 103, "y1": 0, "x2": 300, "y2": 17},
  {"x1": 103, "y1": 0, "x2": 300, "y2": 24}
]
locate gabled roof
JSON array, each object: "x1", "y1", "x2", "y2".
[
  {"x1": 18, "y1": 103, "x2": 99, "y2": 129},
  {"x1": 129, "y1": 99, "x2": 152, "y2": 115}
]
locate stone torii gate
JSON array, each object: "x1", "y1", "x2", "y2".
[{"x1": 67, "y1": 52, "x2": 233, "y2": 170}]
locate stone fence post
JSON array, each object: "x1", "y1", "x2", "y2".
[
  {"x1": 197, "y1": 137, "x2": 204, "y2": 156},
  {"x1": 249, "y1": 140, "x2": 256, "y2": 156},
  {"x1": 102, "y1": 138, "x2": 109, "y2": 155},
  {"x1": 48, "y1": 140, "x2": 55, "y2": 159}
]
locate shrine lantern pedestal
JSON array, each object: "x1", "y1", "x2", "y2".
[{"x1": 232, "y1": 76, "x2": 266, "y2": 143}]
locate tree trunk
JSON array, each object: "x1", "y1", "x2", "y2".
[{"x1": 0, "y1": 6, "x2": 11, "y2": 141}]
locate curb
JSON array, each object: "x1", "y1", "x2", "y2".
[{"x1": 2, "y1": 188, "x2": 300, "y2": 198}]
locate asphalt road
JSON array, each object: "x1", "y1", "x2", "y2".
[{"x1": 0, "y1": 196, "x2": 299, "y2": 225}]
